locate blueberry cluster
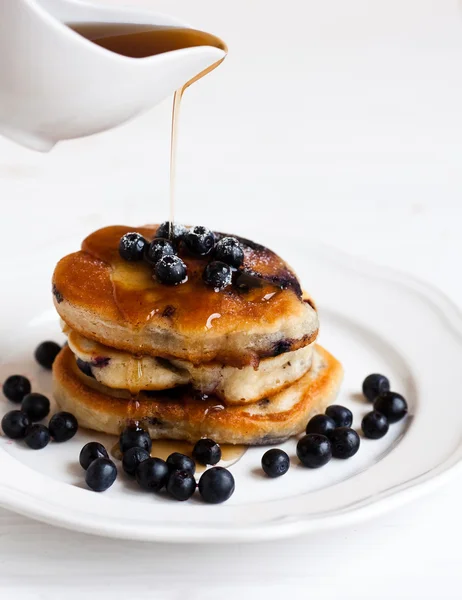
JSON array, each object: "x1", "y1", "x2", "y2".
[
  {"x1": 80, "y1": 427, "x2": 235, "y2": 503},
  {"x1": 1, "y1": 343, "x2": 78, "y2": 450},
  {"x1": 260, "y1": 373, "x2": 408, "y2": 477},
  {"x1": 118, "y1": 222, "x2": 245, "y2": 292}
]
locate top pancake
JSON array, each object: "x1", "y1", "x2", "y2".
[{"x1": 53, "y1": 225, "x2": 319, "y2": 366}]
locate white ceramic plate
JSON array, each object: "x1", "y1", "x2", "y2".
[{"x1": 1, "y1": 237, "x2": 461, "y2": 543}]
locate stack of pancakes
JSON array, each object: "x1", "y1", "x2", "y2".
[{"x1": 52, "y1": 225, "x2": 343, "y2": 445}]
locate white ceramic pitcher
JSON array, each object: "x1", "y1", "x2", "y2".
[{"x1": 0, "y1": 0, "x2": 226, "y2": 152}]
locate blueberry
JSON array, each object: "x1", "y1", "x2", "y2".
[
  {"x1": 185, "y1": 225, "x2": 215, "y2": 256},
  {"x1": 76, "y1": 358, "x2": 95, "y2": 378},
  {"x1": 306, "y1": 414, "x2": 336, "y2": 437},
  {"x1": 85, "y1": 458, "x2": 117, "y2": 492},
  {"x1": 135, "y1": 457, "x2": 169, "y2": 492},
  {"x1": 362, "y1": 374, "x2": 390, "y2": 402},
  {"x1": 35, "y1": 341, "x2": 61, "y2": 370},
  {"x1": 145, "y1": 238, "x2": 176, "y2": 265},
  {"x1": 119, "y1": 425, "x2": 152, "y2": 454},
  {"x1": 325, "y1": 405, "x2": 353, "y2": 428},
  {"x1": 296, "y1": 434, "x2": 332, "y2": 468},
  {"x1": 214, "y1": 237, "x2": 244, "y2": 268},
  {"x1": 2, "y1": 375, "x2": 31, "y2": 403},
  {"x1": 25, "y1": 424, "x2": 50, "y2": 450},
  {"x1": 330, "y1": 427, "x2": 360, "y2": 459},
  {"x1": 122, "y1": 446, "x2": 150, "y2": 476},
  {"x1": 48, "y1": 411, "x2": 78, "y2": 442},
  {"x1": 155, "y1": 255, "x2": 187, "y2": 285},
  {"x1": 374, "y1": 391, "x2": 408, "y2": 423},
  {"x1": 79, "y1": 441, "x2": 109, "y2": 470},
  {"x1": 198, "y1": 467, "x2": 235, "y2": 504},
  {"x1": 166, "y1": 452, "x2": 196, "y2": 475},
  {"x1": 119, "y1": 232, "x2": 147, "y2": 261},
  {"x1": 203, "y1": 261, "x2": 232, "y2": 291},
  {"x1": 192, "y1": 438, "x2": 221, "y2": 466},
  {"x1": 167, "y1": 470, "x2": 197, "y2": 501},
  {"x1": 362, "y1": 411, "x2": 389, "y2": 439},
  {"x1": 261, "y1": 448, "x2": 290, "y2": 477},
  {"x1": 1, "y1": 410, "x2": 30, "y2": 439},
  {"x1": 21, "y1": 393, "x2": 50, "y2": 421},
  {"x1": 155, "y1": 222, "x2": 187, "y2": 244}
]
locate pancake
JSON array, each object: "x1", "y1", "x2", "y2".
[
  {"x1": 52, "y1": 225, "x2": 319, "y2": 367},
  {"x1": 53, "y1": 344, "x2": 343, "y2": 445},
  {"x1": 67, "y1": 329, "x2": 315, "y2": 404}
]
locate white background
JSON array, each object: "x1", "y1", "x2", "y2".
[{"x1": 1, "y1": 0, "x2": 462, "y2": 597}]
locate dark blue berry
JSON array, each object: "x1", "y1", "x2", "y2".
[
  {"x1": 362, "y1": 411, "x2": 389, "y2": 439},
  {"x1": 167, "y1": 470, "x2": 197, "y2": 501},
  {"x1": 155, "y1": 255, "x2": 187, "y2": 285},
  {"x1": 76, "y1": 358, "x2": 95, "y2": 378},
  {"x1": 79, "y1": 442, "x2": 109, "y2": 470},
  {"x1": 145, "y1": 238, "x2": 176, "y2": 265},
  {"x1": 136, "y1": 457, "x2": 169, "y2": 492},
  {"x1": 2, "y1": 375, "x2": 31, "y2": 403},
  {"x1": 1, "y1": 410, "x2": 30, "y2": 439},
  {"x1": 155, "y1": 222, "x2": 187, "y2": 244},
  {"x1": 48, "y1": 411, "x2": 78, "y2": 442},
  {"x1": 25, "y1": 424, "x2": 50, "y2": 449},
  {"x1": 330, "y1": 427, "x2": 360, "y2": 458},
  {"x1": 325, "y1": 405, "x2": 353, "y2": 428},
  {"x1": 122, "y1": 446, "x2": 150, "y2": 476},
  {"x1": 306, "y1": 414, "x2": 336, "y2": 437},
  {"x1": 185, "y1": 225, "x2": 215, "y2": 256},
  {"x1": 373, "y1": 391, "x2": 408, "y2": 423},
  {"x1": 119, "y1": 425, "x2": 152, "y2": 454},
  {"x1": 85, "y1": 458, "x2": 117, "y2": 492},
  {"x1": 35, "y1": 341, "x2": 61, "y2": 370},
  {"x1": 362, "y1": 374, "x2": 390, "y2": 402},
  {"x1": 192, "y1": 438, "x2": 221, "y2": 466},
  {"x1": 214, "y1": 237, "x2": 244, "y2": 268},
  {"x1": 296, "y1": 434, "x2": 332, "y2": 468},
  {"x1": 21, "y1": 393, "x2": 50, "y2": 421},
  {"x1": 198, "y1": 467, "x2": 235, "y2": 503},
  {"x1": 261, "y1": 449, "x2": 290, "y2": 477},
  {"x1": 166, "y1": 452, "x2": 196, "y2": 475},
  {"x1": 203, "y1": 261, "x2": 232, "y2": 291},
  {"x1": 119, "y1": 232, "x2": 147, "y2": 261}
]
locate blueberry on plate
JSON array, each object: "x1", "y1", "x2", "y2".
[
  {"x1": 118, "y1": 232, "x2": 147, "y2": 262},
  {"x1": 166, "y1": 452, "x2": 196, "y2": 475},
  {"x1": 79, "y1": 441, "x2": 109, "y2": 470},
  {"x1": 296, "y1": 434, "x2": 332, "y2": 468},
  {"x1": 35, "y1": 341, "x2": 61, "y2": 370},
  {"x1": 1, "y1": 410, "x2": 30, "y2": 439},
  {"x1": 373, "y1": 391, "x2": 408, "y2": 423},
  {"x1": 198, "y1": 467, "x2": 235, "y2": 504},
  {"x1": 122, "y1": 446, "x2": 150, "y2": 476},
  {"x1": 261, "y1": 448, "x2": 290, "y2": 477},
  {"x1": 155, "y1": 255, "x2": 187, "y2": 285},
  {"x1": 135, "y1": 457, "x2": 169, "y2": 492},
  {"x1": 325, "y1": 405, "x2": 353, "y2": 428},
  {"x1": 167, "y1": 470, "x2": 197, "y2": 501},
  {"x1": 86, "y1": 458, "x2": 117, "y2": 492},
  {"x1": 21, "y1": 393, "x2": 50, "y2": 421},
  {"x1": 145, "y1": 237, "x2": 176, "y2": 265},
  {"x1": 362, "y1": 373, "x2": 390, "y2": 402},
  {"x1": 119, "y1": 425, "x2": 152, "y2": 454},
  {"x1": 185, "y1": 225, "x2": 215, "y2": 256},
  {"x1": 361, "y1": 411, "x2": 389, "y2": 439},
  {"x1": 48, "y1": 411, "x2": 78, "y2": 442},
  {"x1": 25, "y1": 424, "x2": 50, "y2": 450},
  {"x1": 305, "y1": 414, "x2": 336, "y2": 437},
  {"x1": 329, "y1": 427, "x2": 360, "y2": 459},
  {"x1": 155, "y1": 222, "x2": 187, "y2": 244},
  {"x1": 203, "y1": 261, "x2": 232, "y2": 292},
  {"x1": 2, "y1": 375, "x2": 31, "y2": 403},
  {"x1": 192, "y1": 438, "x2": 222, "y2": 466},
  {"x1": 214, "y1": 236, "x2": 244, "y2": 268}
]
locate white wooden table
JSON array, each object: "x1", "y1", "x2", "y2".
[{"x1": 1, "y1": 0, "x2": 462, "y2": 596}]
